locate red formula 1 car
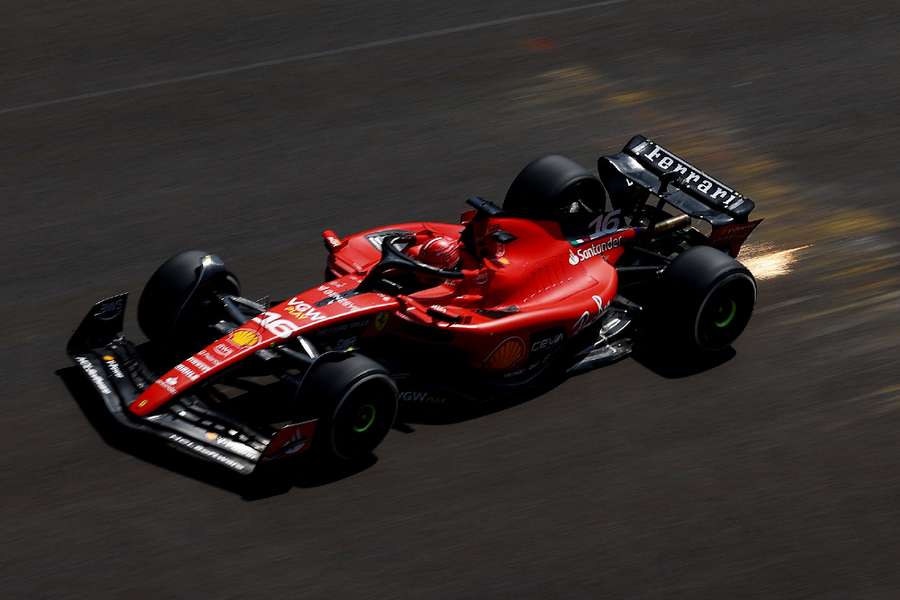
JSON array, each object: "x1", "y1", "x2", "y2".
[{"x1": 68, "y1": 135, "x2": 762, "y2": 475}]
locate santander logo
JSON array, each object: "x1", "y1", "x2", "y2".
[{"x1": 568, "y1": 235, "x2": 623, "y2": 265}]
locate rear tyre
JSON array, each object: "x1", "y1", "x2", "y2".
[
  {"x1": 504, "y1": 154, "x2": 607, "y2": 220},
  {"x1": 301, "y1": 353, "x2": 398, "y2": 461},
  {"x1": 137, "y1": 250, "x2": 240, "y2": 347},
  {"x1": 650, "y1": 246, "x2": 756, "y2": 353}
]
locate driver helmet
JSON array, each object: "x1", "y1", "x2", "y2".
[{"x1": 417, "y1": 236, "x2": 461, "y2": 271}]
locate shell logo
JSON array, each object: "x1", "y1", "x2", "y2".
[
  {"x1": 484, "y1": 337, "x2": 527, "y2": 370},
  {"x1": 230, "y1": 329, "x2": 261, "y2": 348}
]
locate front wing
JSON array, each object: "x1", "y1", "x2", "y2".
[{"x1": 67, "y1": 294, "x2": 316, "y2": 475}]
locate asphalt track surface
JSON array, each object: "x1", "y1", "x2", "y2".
[{"x1": 2, "y1": 1, "x2": 900, "y2": 597}]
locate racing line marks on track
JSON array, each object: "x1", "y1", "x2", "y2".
[
  {"x1": 754, "y1": 295, "x2": 820, "y2": 315},
  {"x1": 780, "y1": 289, "x2": 900, "y2": 325},
  {"x1": 0, "y1": 0, "x2": 627, "y2": 117}
]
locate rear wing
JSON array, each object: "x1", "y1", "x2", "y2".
[{"x1": 600, "y1": 135, "x2": 755, "y2": 226}]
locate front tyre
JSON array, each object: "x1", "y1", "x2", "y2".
[
  {"x1": 300, "y1": 353, "x2": 398, "y2": 461},
  {"x1": 137, "y1": 250, "x2": 240, "y2": 348},
  {"x1": 655, "y1": 246, "x2": 756, "y2": 353}
]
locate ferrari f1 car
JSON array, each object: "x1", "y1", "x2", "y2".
[{"x1": 68, "y1": 135, "x2": 762, "y2": 475}]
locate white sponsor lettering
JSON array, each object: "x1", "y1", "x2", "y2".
[
  {"x1": 399, "y1": 391, "x2": 447, "y2": 404},
  {"x1": 283, "y1": 297, "x2": 328, "y2": 323},
  {"x1": 570, "y1": 235, "x2": 623, "y2": 264},
  {"x1": 75, "y1": 356, "x2": 112, "y2": 395},
  {"x1": 208, "y1": 434, "x2": 260, "y2": 460},
  {"x1": 167, "y1": 433, "x2": 246, "y2": 471},
  {"x1": 252, "y1": 310, "x2": 302, "y2": 338},
  {"x1": 174, "y1": 364, "x2": 198, "y2": 382},
  {"x1": 317, "y1": 285, "x2": 359, "y2": 309},
  {"x1": 155, "y1": 376, "x2": 178, "y2": 394},
  {"x1": 214, "y1": 343, "x2": 233, "y2": 357},
  {"x1": 727, "y1": 194, "x2": 744, "y2": 209},
  {"x1": 102, "y1": 356, "x2": 125, "y2": 380},
  {"x1": 636, "y1": 142, "x2": 745, "y2": 208},
  {"x1": 187, "y1": 356, "x2": 211, "y2": 374},
  {"x1": 531, "y1": 333, "x2": 563, "y2": 352},
  {"x1": 644, "y1": 145, "x2": 663, "y2": 161},
  {"x1": 572, "y1": 295, "x2": 606, "y2": 335}
]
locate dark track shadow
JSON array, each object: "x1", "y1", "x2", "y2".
[
  {"x1": 394, "y1": 344, "x2": 736, "y2": 427},
  {"x1": 631, "y1": 345, "x2": 736, "y2": 378},
  {"x1": 395, "y1": 372, "x2": 563, "y2": 426},
  {"x1": 59, "y1": 341, "x2": 736, "y2": 495},
  {"x1": 57, "y1": 366, "x2": 377, "y2": 501}
]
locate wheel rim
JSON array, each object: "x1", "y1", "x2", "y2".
[
  {"x1": 696, "y1": 274, "x2": 755, "y2": 350},
  {"x1": 712, "y1": 298, "x2": 738, "y2": 329},
  {"x1": 330, "y1": 377, "x2": 398, "y2": 460},
  {"x1": 352, "y1": 404, "x2": 377, "y2": 433}
]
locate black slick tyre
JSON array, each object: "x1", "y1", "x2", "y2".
[
  {"x1": 137, "y1": 250, "x2": 240, "y2": 347},
  {"x1": 301, "y1": 352, "x2": 398, "y2": 462},
  {"x1": 653, "y1": 245, "x2": 756, "y2": 353}
]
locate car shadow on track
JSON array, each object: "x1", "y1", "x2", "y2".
[
  {"x1": 394, "y1": 345, "x2": 736, "y2": 427},
  {"x1": 56, "y1": 366, "x2": 378, "y2": 501},
  {"x1": 394, "y1": 376, "x2": 561, "y2": 427},
  {"x1": 57, "y1": 344, "x2": 735, "y2": 497},
  {"x1": 631, "y1": 346, "x2": 736, "y2": 379}
]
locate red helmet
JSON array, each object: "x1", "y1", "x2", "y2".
[{"x1": 417, "y1": 236, "x2": 461, "y2": 271}]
